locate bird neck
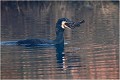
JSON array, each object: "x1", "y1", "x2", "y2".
[{"x1": 54, "y1": 29, "x2": 64, "y2": 44}]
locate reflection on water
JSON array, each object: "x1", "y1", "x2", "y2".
[
  {"x1": 1, "y1": 1, "x2": 119, "y2": 79},
  {"x1": 1, "y1": 43, "x2": 118, "y2": 79}
]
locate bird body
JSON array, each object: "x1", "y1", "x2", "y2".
[{"x1": 17, "y1": 38, "x2": 54, "y2": 46}]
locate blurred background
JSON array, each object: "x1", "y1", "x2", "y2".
[{"x1": 1, "y1": 1, "x2": 119, "y2": 79}]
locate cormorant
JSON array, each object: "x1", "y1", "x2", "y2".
[{"x1": 1, "y1": 18, "x2": 85, "y2": 46}]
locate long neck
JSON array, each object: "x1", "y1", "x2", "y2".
[
  {"x1": 55, "y1": 29, "x2": 65, "y2": 68},
  {"x1": 54, "y1": 29, "x2": 64, "y2": 44}
]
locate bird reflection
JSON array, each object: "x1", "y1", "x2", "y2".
[{"x1": 55, "y1": 42, "x2": 66, "y2": 70}]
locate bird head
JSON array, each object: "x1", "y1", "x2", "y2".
[{"x1": 56, "y1": 18, "x2": 85, "y2": 30}]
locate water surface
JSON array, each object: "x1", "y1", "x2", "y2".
[{"x1": 1, "y1": 1, "x2": 119, "y2": 79}]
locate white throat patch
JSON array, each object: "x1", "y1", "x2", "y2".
[
  {"x1": 61, "y1": 21, "x2": 66, "y2": 29},
  {"x1": 61, "y1": 21, "x2": 71, "y2": 29}
]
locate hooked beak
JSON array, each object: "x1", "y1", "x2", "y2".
[
  {"x1": 64, "y1": 20, "x2": 85, "y2": 29},
  {"x1": 62, "y1": 20, "x2": 85, "y2": 29},
  {"x1": 64, "y1": 23, "x2": 71, "y2": 29}
]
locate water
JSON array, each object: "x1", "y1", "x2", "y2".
[
  {"x1": 1, "y1": 42, "x2": 118, "y2": 79},
  {"x1": 1, "y1": 1, "x2": 119, "y2": 79}
]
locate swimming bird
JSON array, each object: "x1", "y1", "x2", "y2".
[
  {"x1": 2, "y1": 18, "x2": 84, "y2": 46},
  {"x1": 17, "y1": 18, "x2": 84, "y2": 46}
]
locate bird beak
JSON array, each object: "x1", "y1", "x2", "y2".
[
  {"x1": 62, "y1": 20, "x2": 85, "y2": 29},
  {"x1": 65, "y1": 20, "x2": 85, "y2": 29},
  {"x1": 64, "y1": 23, "x2": 71, "y2": 29}
]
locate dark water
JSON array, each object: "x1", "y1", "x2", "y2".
[{"x1": 1, "y1": 1, "x2": 119, "y2": 79}]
